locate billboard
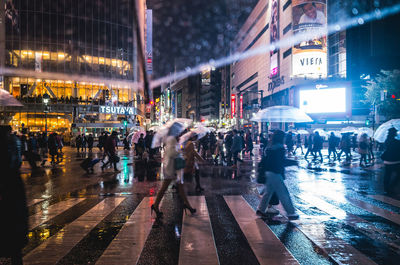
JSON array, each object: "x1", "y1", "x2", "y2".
[
  {"x1": 146, "y1": 9, "x2": 153, "y2": 75},
  {"x1": 270, "y1": 0, "x2": 280, "y2": 78},
  {"x1": 292, "y1": 0, "x2": 327, "y2": 78},
  {"x1": 231, "y1": 94, "x2": 236, "y2": 118},
  {"x1": 299, "y1": 87, "x2": 346, "y2": 114}
]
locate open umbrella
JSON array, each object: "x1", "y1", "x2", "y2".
[
  {"x1": 357, "y1": 127, "x2": 373, "y2": 137},
  {"x1": 0, "y1": 89, "x2": 23, "y2": 107},
  {"x1": 341, "y1": 126, "x2": 357, "y2": 134},
  {"x1": 251, "y1": 105, "x2": 313, "y2": 123},
  {"x1": 151, "y1": 118, "x2": 193, "y2": 148},
  {"x1": 179, "y1": 126, "x2": 210, "y2": 145},
  {"x1": 373, "y1": 119, "x2": 400, "y2": 143},
  {"x1": 295, "y1": 129, "x2": 309, "y2": 135},
  {"x1": 328, "y1": 131, "x2": 342, "y2": 137},
  {"x1": 131, "y1": 130, "x2": 146, "y2": 144}
]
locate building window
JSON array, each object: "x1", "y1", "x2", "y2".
[
  {"x1": 283, "y1": 23, "x2": 292, "y2": 35},
  {"x1": 283, "y1": 48, "x2": 292, "y2": 58},
  {"x1": 283, "y1": 0, "x2": 292, "y2": 11}
]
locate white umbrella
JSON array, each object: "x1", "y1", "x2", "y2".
[
  {"x1": 179, "y1": 126, "x2": 209, "y2": 145},
  {"x1": 373, "y1": 119, "x2": 400, "y2": 143},
  {"x1": 251, "y1": 105, "x2": 313, "y2": 123},
  {"x1": 357, "y1": 127, "x2": 373, "y2": 137},
  {"x1": 328, "y1": 131, "x2": 342, "y2": 137},
  {"x1": 0, "y1": 89, "x2": 23, "y2": 107},
  {"x1": 151, "y1": 118, "x2": 193, "y2": 148},
  {"x1": 295, "y1": 129, "x2": 309, "y2": 135},
  {"x1": 313, "y1": 129, "x2": 328, "y2": 138},
  {"x1": 341, "y1": 126, "x2": 357, "y2": 133},
  {"x1": 131, "y1": 130, "x2": 146, "y2": 144}
]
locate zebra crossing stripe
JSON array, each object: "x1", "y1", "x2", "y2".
[
  {"x1": 298, "y1": 193, "x2": 400, "y2": 252},
  {"x1": 29, "y1": 198, "x2": 85, "y2": 230},
  {"x1": 367, "y1": 195, "x2": 400, "y2": 208},
  {"x1": 95, "y1": 197, "x2": 155, "y2": 265},
  {"x1": 224, "y1": 195, "x2": 299, "y2": 265},
  {"x1": 179, "y1": 196, "x2": 219, "y2": 265},
  {"x1": 28, "y1": 199, "x2": 45, "y2": 207},
  {"x1": 23, "y1": 197, "x2": 125, "y2": 265},
  {"x1": 345, "y1": 196, "x2": 400, "y2": 225}
]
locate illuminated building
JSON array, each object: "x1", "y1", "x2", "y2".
[
  {"x1": 230, "y1": 0, "x2": 400, "y2": 130},
  {"x1": 0, "y1": 0, "x2": 148, "y2": 135}
]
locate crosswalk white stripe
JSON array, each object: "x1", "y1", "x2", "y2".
[
  {"x1": 29, "y1": 198, "x2": 85, "y2": 230},
  {"x1": 23, "y1": 197, "x2": 125, "y2": 265},
  {"x1": 96, "y1": 197, "x2": 155, "y2": 265},
  {"x1": 367, "y1": 194, "x2": 400, "y2": 208},
  {"x1": 298, "y1": 193, "x2": 400, "y2": 252},
  {"x1": 27, "y1": 199, "x2": 45, "y2": 207},
  {"x1": 289, "y1": 200, "x2": 378, "y2": 265},
  {"x1": 346, "y1": 196, "x2": 400, "y2": 225},
  {"x1": 179, "y1": 196, "x2": 219, "y2": 265},
  {"x1": 224, "y1": 195, "x2": 299, "y2": 265}
]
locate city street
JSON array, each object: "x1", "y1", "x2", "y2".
[{"x1": 1, "y1": 146, "x2": 399, "y2": 265}]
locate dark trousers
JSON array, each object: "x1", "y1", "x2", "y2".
[
  {"x1": 384, "y1": 164, "x2": 400, "y2": 193},
  {"x1": 232, "y1": 151, "x2": 242, "y2": 165},
  {"x1": 328, "y1": 148, "x2": 337, "y2": 160}
]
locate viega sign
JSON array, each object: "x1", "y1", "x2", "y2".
[{"x1": 99, "y1": 106, "x2": 136, "y2": 115}]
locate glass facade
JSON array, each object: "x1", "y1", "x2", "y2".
[{"x1": 2, "y1": 0, "x2": 144, "y2": 133}]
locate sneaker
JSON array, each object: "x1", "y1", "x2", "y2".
[
  {"x1": 265, "y1": 206, "x2": 279, "y2": 215},
  {"x1": 287, "y1": 213, "x2": 299, "y2": 220},
  {"x1": 256, "y1": 210, "x2": 268, "y2": 217}
]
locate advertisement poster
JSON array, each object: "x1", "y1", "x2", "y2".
[
  {"x1": 231, "y1": 94, "x2": 236, "y2": 118},
  {"x1": 292, "y1": 0, "x2": 327, "y2": 78},
  {"x1": 146, "y1": 9, "x2": 153, "y2": 75},
  {"x1": 269, "y1": 0, "x2": 279, "y2": 78}
]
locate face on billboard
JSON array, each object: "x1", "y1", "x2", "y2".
[
  {"x1": 299, "y1": 87, "x2": 346, "y2": 114},
  {"x1": 292, "y1": 0, "x2": 327, "y2": 78}
]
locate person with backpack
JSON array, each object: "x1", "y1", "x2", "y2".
[{"x1": 256, "y1": 130, "x2": 299, "y2": 220}]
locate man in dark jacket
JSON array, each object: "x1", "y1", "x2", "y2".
[
  {"x1": 312, "y1": 131, "x2": 323, "y2": 161},
  {"x1": 382, "y1": 128, "x2": 400, "y2": 194},
  {"x1": 231, "y1": 130, "x2": 243, "y2": 167},
  {"x1": 225, "y1": 132, "x2": 233, "y2": 165},
  {"x1": 102, "y1": 131, "x2": 120, "y2": 172}
]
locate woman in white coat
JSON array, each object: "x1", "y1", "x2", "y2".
[{"x1": 151, "y1": 124, "x2": 196, "y2": 218}]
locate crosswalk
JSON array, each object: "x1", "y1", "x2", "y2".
[{"x1": 2, "y1": 193, "x2": 400, "y2": 265}]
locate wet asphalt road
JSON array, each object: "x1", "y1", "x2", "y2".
[{"x1": 1, "y1": 146, "x2": 400, "y2": 265}]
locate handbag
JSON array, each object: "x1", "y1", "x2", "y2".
[
  {"x1": 174, "y1": 156, "x2": 186, "y2": 170},
  {"x1": 111, "y1": 154, "x2": 120, "y2": 163}
]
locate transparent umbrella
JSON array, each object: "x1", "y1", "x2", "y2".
[
  {"x1": 373, "y1": 119, "x2": 400, "y2": 143},
  {"x1": 151, "y1": 118, "x2": 193, "y2": 148},
  {"x1": 131, "y1": 130, "x2": 146, "y2": 144},
  {"x1": 0, "y1": 89, "x2": 23, "y2": 107},
  {"x1": 328, "y1": 131, "x2": 342, "y2": 137},
  {"x1": 251, "y1": 105, "x2": 313, "y2": 123},
  {"x1": 295, "y1": 129, "x2": 309, "y2": 135},
  {"x1": 179, "y1": 125, "x2": 209, "y2": 145},
  {"x1": 357, "y1": 127, "x2": 373, "y2": 137},
  {"x1": 341, "y1": 126, "x2": 358, "y2": 134}
]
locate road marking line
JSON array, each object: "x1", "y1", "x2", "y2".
[
  {"x1": 346, "y1": 196, "x2": 400, "y2": 225},
  {"x1": 178, "y1": 196, "x2": 219, "y2": 265},
  {"x1": 367, "y1": 194, "x2": 400, "y2": 208},
  {"x1": 96, "y1": 197, "x2": 155, "y2": 265},
  {"x1": 23, "y1": 197, "x2": 125, "y2": 265},
  {"x1": 224, "y1": 195, "x2": 299, "y2": 265},
  {"x1": 29, "y1": 198, "x2": 85, "y2": 230}
]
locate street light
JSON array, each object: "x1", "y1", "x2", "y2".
[{"x1": 43, "y1": 93, "x2": 50, "y2": 134}]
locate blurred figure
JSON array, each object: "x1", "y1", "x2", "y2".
[
  {"x1": 102, "y1": 131, "x2": 120, "y2": 172},
  {"x1": 245, "y1": 132, "x2": 254, "y2": 157},
  {"x1": 338, "y1": 134, "x2": 352, "y2": 162},
  {"x1": 368, "y1": 137, "x2": 375, "y2": 164},
  {"x1": 48, "y1": 132, "x2": 59, "y2": 165},
  {"x1": 123, "y1": 135, "x2": 130, "y2": 150},
  {"x1": 75, "y1": 134, "x2": 82, "y2": 153},
  {"x1": 312, "y1": 131, "x2": 323, "y2": 161},
  {"x1": 294, "y1": 133, "x2": 304, "y2": 155},
  {"x1": 256, "y1": 130, "x2": 299, "y2": 220},
  {"x1": 285, "y1": 132, "x2": 294, "y2": 156},
  {"x1": 38, "y1": 132, "x2": 48, "y2": 166},
  {"x1": 224, "y1": 131, "x2": 233, "y2": 166},
  {"x1": 0, "y1": 126, "x2": 28, "y2": 265},
  {"x1": 98, "y1": 132, "x2": 106, "y2": 151},
  {"x1": 231, "y1": 130, "x2": 243, "y2": 168},
  {"x1": 135, "y1": 133, "x2": 146, "y2": 160},
  {"x1": 381, "y1": 128, "x2": 400, "y2": 194},
  {"x1": 81, "y1": 134, "x2": 87, "y2": 152},
  {"x1": 214, "y1": 133, "x2": 225, "y2": 165},
  {"x1": 184, "y1": 133, "x2": 206, "y2": 192},
  {"x1": 351, "y1": 134, "x2": 358, "y2": 152},
  {"x1": 328, "y1": 132, "x2": 339, "y2": 161},
  {"x1": 304, "y1": 133, "x2": 314, "y2": 159},
  {"x1": 358, "y1": 134, "x2": 369, "y2": 167},
  {"x1": 87, "y1": 134, "x2": 94, "y2": 153}
]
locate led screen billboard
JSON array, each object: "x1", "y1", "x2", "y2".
[
  {"x1": 269, "y1": 0, "x2": 280, "y2": 78},
  {"x1": 292, "y1": 0, "x2": 327, "y2": 78},
  {"x1": 299, "y1": 87, "x2": 346, "y2": 114}
]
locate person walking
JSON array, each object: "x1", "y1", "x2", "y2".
[
  {"x1": 304, "y1": 133, "x2": 314, "y2": 159},
  {"x1": 81, "y1": 134, "x2": 87, "y2": 153},
  {"x1": 245, "y1": 132, "x2": 254, "y2": 157},
  {"x1": 38, "y1": 132, "x2": 48, "y2": 166},
  {"x1": 294, "y1": 133, "x2": 304, "y2": 155},
  {"x1": 214, "y1": 133, "x2": 225, "y2": 165},
  {"x1": 312, "y1": 131, "x2": 323, "y2": 161},
  {"x1": 87, "y1": 134, "x2": 94, "y2": 153},
  {"x1": 26, "y1": 133, "x2": 39, "y2": 169},
  {"x1": 135, "y1": 134, "x2": 146, "y2": 160},
  {"x1": 328, "y1": 132, "x2": 338, "y2": 161},
  {"x1": 98, "y1": 132, "x2": 105, "y2": 151},
  {"x1": 102, "y1": 131, "x2": 120, "y2": 172},
  {"x1": 48, "y1": 132, "x2": 59, "y2": 165},
  {"x1": 368, "y1": 137, "x2": 375, "y2": 164},
  {"x1": 184, "y1": 133, "x2": 206, "y2": 192},
  {"x1": 231, "y1": 130, "x2": 243, "y2": 168},
  {"x1": 0, "y1": 126, "x2": 28, "y2": 265},
  {"x1": 358, "y1": 133, "x2": 369, "y2": 167},
  {"x1": 285, "y1": 132, "x2": 294, "y2": 156},
  {"x1": 256, "y1": 130, "x2": 299, "y2": 220},
  {"x1": 225, "y1": 131, "x2": 233, "y2": 166},
  {"x1": 75, "y1": 134, "x2": 82, "y2": 153},
  {"x1": 338, "y1": 134, "x2": 352, "y2": 163},
  {"x1": 151, "y1": 123, "x2": 196, "y2": 218},
  {"x1": 381, "y1": 128, "x2": 400, "y2": 194}
]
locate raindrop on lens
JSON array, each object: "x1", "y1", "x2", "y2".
[
  {"x1": 352, "y1": 8, "x2": 359, "y2": 15},
  {"x1": 358, "y1": 18, "x2": 365, "y2": 25}
]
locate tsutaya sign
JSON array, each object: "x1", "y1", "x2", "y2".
[{"x1": 99, "y1": 106, "x2": 136, "y2": 115}]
